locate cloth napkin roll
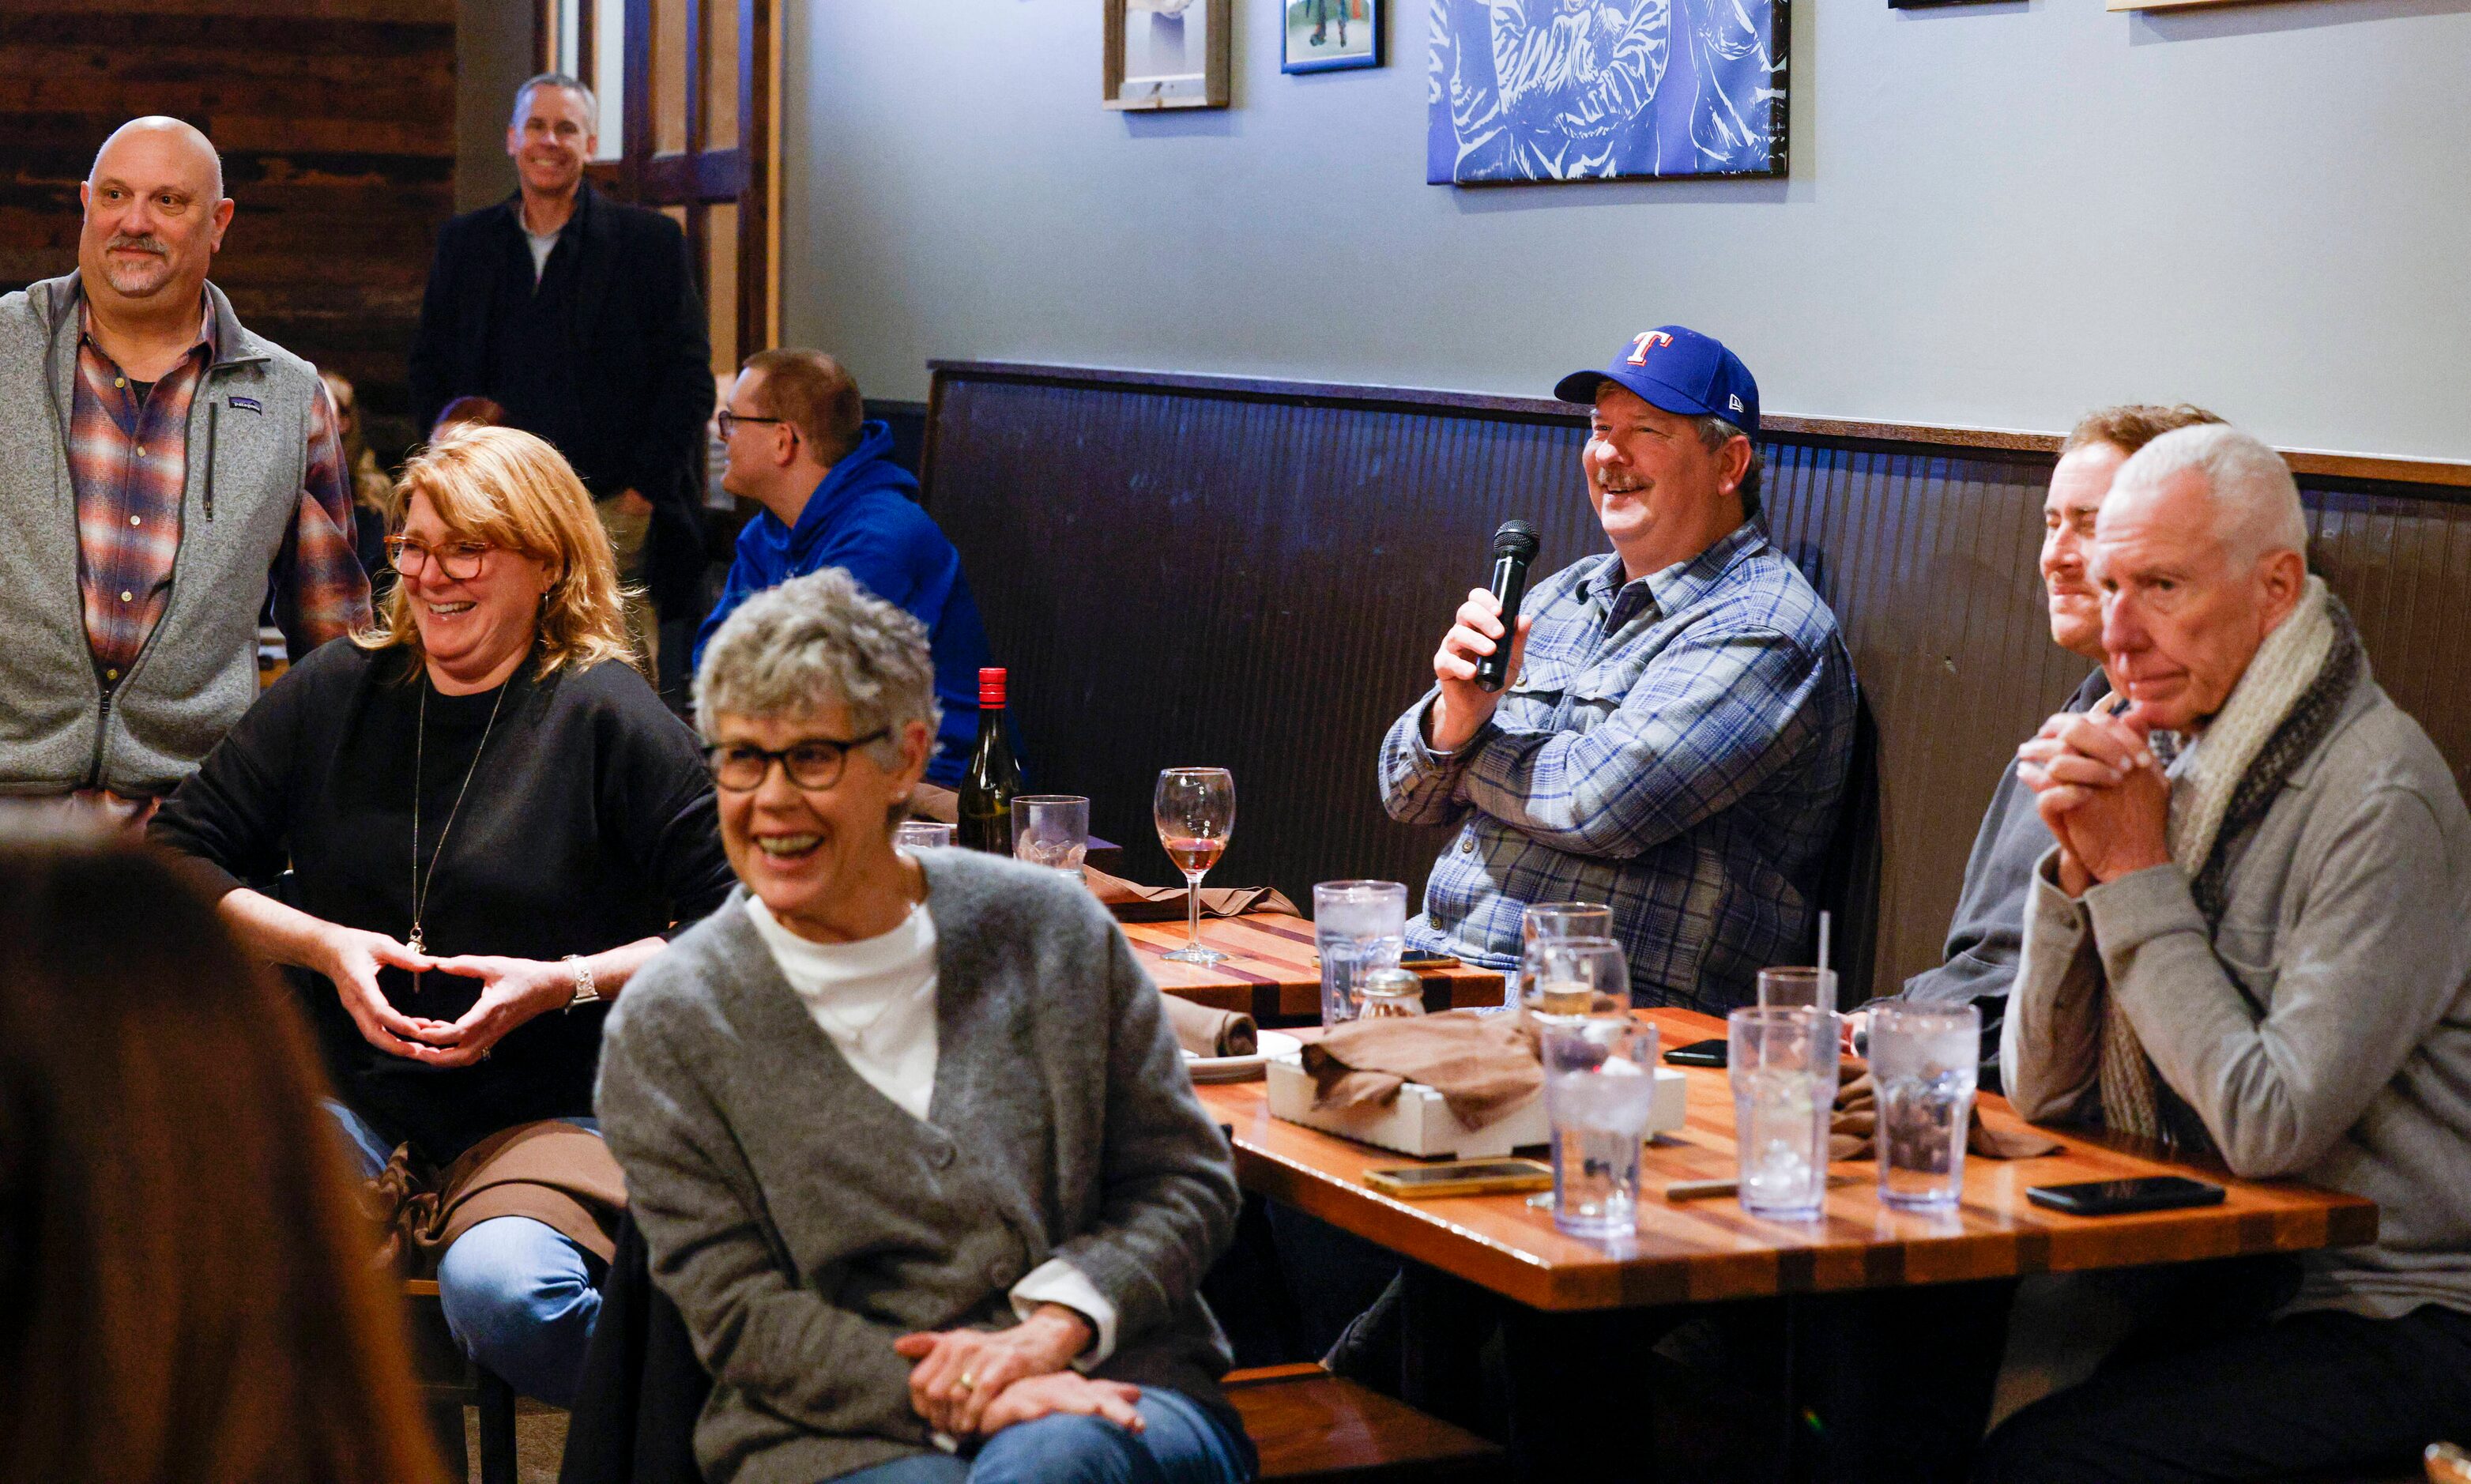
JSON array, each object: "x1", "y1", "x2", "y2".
[
  {"x1": 1084, "y1": 865, "x2": 1298, "y2": 923},
  {"x1": 1300, "y1": 1009, "x2": 1542, "y2": 1131},
  {"x1": 1829, "y1": 1065, "x2": 2063, "y2": 1162},
  {"x1": 1162, "y1": 995, "x2": 1258, "y2": 1057}
]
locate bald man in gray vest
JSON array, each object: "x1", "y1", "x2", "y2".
[{"x1": 0, "y1": 117, "x2": 370, "y2": 815}]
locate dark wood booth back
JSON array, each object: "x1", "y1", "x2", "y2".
[{"x1": 920, "y1": 361, "x2": 2471, "y2": 1002}]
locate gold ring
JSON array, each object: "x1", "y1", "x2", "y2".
[{"x1": 956, "y1": 1372, "x2": 976, "y2": 1393}]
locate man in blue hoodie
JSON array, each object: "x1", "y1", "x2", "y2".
[{"x1": 697, "y1": 349, "x2": 996, "y2": 785}]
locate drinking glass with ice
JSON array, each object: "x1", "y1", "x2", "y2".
[
  {"x1": 1540, "y1": 1006, "x2": 1659, "y2": 1239},
  {"x1": 1727, "y1": 1005, "x2": 1841, "y2": 1220}
]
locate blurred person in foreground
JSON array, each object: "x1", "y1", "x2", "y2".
[
  {"x1": 1865, "y1": 404, "x2": 2221, "y2": 1086},
  {"x1": 696, "y1": 348, "x2": 1000, "y2": 786},
  {"x1": 150, "y1": 425, "x2": 735, "y2": 1407},
  {"x1": 598, "y1": 568, "x2": 1252, "y2": 1483},
  {"x1": 0, "y1": 820, "x2": 443, "y2": 1484},
  {"x1": 1379, "y1": 325, "x2": 1855, "y2": 1011},
  {"x1": 1981, "y1": 424, "x2": 2471, "y2": 1479},
  {"x1": 0, "y1": 116, "x2": 368, "y2": 814}
]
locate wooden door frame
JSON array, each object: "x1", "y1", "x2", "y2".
[{"x1": 538, "y1": 0, "x2": 780, "y2": 359}]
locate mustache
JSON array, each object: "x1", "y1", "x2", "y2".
[{"x1": 105, "y1": 233, "x2": 169, "y2": 256}]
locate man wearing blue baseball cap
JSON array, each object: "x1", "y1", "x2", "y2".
[{"x1": 1378, "y1": 325, "x2": 1857, "y2": 1013}]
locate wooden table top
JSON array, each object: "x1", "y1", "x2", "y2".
[
  {"x1": 1198, "y1": 1008, "x2": 2379, "y2": 1312},
  {"x1": 1126, "y1": 912, "x2": 1506, "y2": 1023}
]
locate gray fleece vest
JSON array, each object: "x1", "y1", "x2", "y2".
[{"x1": 0, "y1": 273, "x2": 321, "y2": 796}]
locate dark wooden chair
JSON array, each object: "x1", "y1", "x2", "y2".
[
  {"x1": 1223, "y1": 1363, "x2": 1505, "y2": 1482},
  {"x1": 406, "y1": 1276, "x2": 520, "y2": 1484}
]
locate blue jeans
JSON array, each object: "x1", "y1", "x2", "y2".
[
  {"x1": 326, "y1": 1102, "x2": 605, "y2": 1407},
  {"x1": 831, "y1": 1388, "x2": 1252, "y2": 1484}
]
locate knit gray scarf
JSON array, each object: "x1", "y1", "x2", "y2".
[{"x1": 2096, "y1": 578, "x2": 2363, "y2": 1152}]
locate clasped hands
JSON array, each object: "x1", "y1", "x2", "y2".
[
  {"x1": 316, "y1": 925, "x2": 577, "y2": 1068},
  {"x1": 895, "y1": 1304, "x2": 1143, "y2": 1444},
  {"x1": 2014, "y1": 707, "x2": 2172, "y2": 898}
]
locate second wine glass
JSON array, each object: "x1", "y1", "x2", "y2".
[{"x1": 1154, "y1": 767, "x2": 1236, "y2": 965}]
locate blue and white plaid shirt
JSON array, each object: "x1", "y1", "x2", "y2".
[{"x1": 1379, "y1": 523, "x2": 1856, "y2": 1012}]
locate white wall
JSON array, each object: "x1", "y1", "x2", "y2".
[{"x1": 782, "y1": 0, "x2": 2471, "y2": 461}]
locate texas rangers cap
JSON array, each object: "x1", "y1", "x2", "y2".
[{"x1": 1554, "y1": 326, "x2": 1761, "y2": 434}]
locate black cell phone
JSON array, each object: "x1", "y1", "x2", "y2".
[
  {"x1": 2026, "y1": 1176, "x2": 2226, "y2": 1216},
  {"x1": 1397, "y1": 950, "x2": 1457, "y2": 967},
  {"x1": 1664, "y1": 1038, "x2": 1728, "y2": 1068}
]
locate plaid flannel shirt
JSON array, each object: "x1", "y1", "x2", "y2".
[
  {"x1": 69, "y1": 295, "x2": 367, "y2": 683},
  {"x1": 1379, "y1": 523, "x2": 1856, "y2": 1011}
]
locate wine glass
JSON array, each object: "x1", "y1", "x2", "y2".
[{"x1": 1153, "y1": 767, "x2": 1235, "y2": 966}]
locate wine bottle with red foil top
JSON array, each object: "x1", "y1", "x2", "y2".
[{"x1": 957, "y1": 667, "x2": 1023, "y2": 853}]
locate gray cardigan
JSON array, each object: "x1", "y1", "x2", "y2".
[
  {"x1": 597, "y1": 850, "x2": 1242, "y2": 1484},
  {"x1": 0, "y1": 273, "x2": 332, "y2": 796},
  {"x1": 2004, "y1": 675, "x2": 2471, "y2": 1321}
]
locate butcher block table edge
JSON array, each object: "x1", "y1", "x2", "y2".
[{"x1": 1197, "y1": 1008, "x2": 2379, "y2": 1313}]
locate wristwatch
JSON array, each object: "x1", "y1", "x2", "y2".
[{"x1": 561, "y1": 954, "x2": 601, "y2": 1011}]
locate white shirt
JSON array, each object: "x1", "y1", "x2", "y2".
[
  {"x1": 525, "y1": 226, "x2": 559, "y2": 282},
  {"x1": 741, "y1": 892, "x2": 1119, "y2": 1362}
]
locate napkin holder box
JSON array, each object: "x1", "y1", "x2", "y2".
[{"x1": 1264, "y1": 1058, "x2": 1686, "y2": 1158}]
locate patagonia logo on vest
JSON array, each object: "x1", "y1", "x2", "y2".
[{"x1": 228, "y1": 395, "x2": 262, "y2": 413}]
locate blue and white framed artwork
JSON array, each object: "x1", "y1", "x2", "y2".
[
  {"x1": 1284, "y1": 0, "x2": 1384, "y2": 73},
  {"x1": 1426, "y1": 1, "x2": 1788, "y2": 185}
]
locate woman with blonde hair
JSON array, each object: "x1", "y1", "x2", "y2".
[
  {"x1": 151, "y1": 425, "x2": 735, "y2": 1407},
  {"x1": 0, "y1": 822, "x2": 445, "y2": 1484}
]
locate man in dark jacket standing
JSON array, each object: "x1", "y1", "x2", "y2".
[
  {"x1": 408, "y1": 73, "x2": 712, "y2": 692},
  {"x1": 696, "y1": 348, "x2": 997, "y2": 787}
]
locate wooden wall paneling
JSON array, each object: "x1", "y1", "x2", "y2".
[
  {"x1": 923, "y1": 363, "x2": 2471, "y2": 1003},
  {"x1": 0, "y1": 5, "x2": 457, "y2": 453}
]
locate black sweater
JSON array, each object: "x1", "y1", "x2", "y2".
[{"x1": 153, "y1": 639, "x2": 734, "y2": 1162}]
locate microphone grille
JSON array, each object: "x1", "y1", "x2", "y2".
[{"x1": 1492, "y1": 519, "x2": 1540, "y2": 558}]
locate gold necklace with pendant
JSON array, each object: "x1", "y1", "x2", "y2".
[{"x1": 409, "y1": 674, "x2": 511, "y2": 981}]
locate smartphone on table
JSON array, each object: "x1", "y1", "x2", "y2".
[
  {"x1": 2025, "y1": 1176, "x2": 2225, "y2": 1216},
  {"x1": 1363, "y1": 1158, "x2": 1554, "y2": 1199},
  {"x1": 1663, "y1": 1038, "x2": 1728, "y2": 1068}
]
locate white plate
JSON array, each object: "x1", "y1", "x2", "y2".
[{"x1": 1183, "y1": 1029, "x2": 1301, "y2": 1083}]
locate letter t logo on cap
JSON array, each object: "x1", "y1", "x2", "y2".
[{"x1": 1627, "y1": 330, "x2": 1674, "y2": 365}]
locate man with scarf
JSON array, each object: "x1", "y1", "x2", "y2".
[
  {"x1": 1981, "y1": 423, "x2": 2471, "y2": 1480},
  {"x1": 696, "y1": 348, "x2": 997, "y2": 787}
]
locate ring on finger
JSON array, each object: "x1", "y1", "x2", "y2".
[{"x1": 955, "y1": 1371, "x2": 975, "y2": 1393}]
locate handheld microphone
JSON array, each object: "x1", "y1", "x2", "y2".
[{"x1": 1474, "y1": 519, "x2": 1541, "y2": 692}]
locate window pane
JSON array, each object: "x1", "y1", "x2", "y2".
[
  {"x1": 706, "y1": 200, "x2": 740, "y2": 374},
  {"x1": 652, "y1": 0, "x2": 691, "y2": 156},
  {"x1": 592, "y1": 0, "x2": 626, "y2": 160},
  {"x1": 704, "y1": 0, "x2": 740, "y2": 152}
]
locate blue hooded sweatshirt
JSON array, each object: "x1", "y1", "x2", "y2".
[{"x1": 693, "y1": 421, "x2": 996, "y2": 785}]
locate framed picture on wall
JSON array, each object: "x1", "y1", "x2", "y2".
[
  {"x1": 1105, "y1": 0, "x2": 1233, "y2": 111},
  {"x1": 1283, "y1": 0, "x2": 1382, "y2": 73},
  {"x1": 1426, "y1": 0, "x2": 1790, "y2": 185}
]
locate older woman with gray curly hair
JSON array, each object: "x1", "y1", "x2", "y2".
[{"x1": 597, "y1": 568, "x2": 1254, "y2": 1484}]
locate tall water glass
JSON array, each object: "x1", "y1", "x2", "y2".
[
  {"x1": 1313, "y1": 880, "x2": 1407, "y2": 1026},
  {"x1": 1757, "y1": 966, "x2": 1838, "y2": 1012},
  {"x1": 1871, "y1": 1002, "x2": 1979, "y2": 1211},
  {"x1": 1517, "y1": 902, "x2": 1614, "y2": 1008},
  {"x1": 1728, "y1": 1006, "x2": 1840, "y2": 1220},
  {"x1": 1541, "y1": 1011, "x2": 1660, "y2": 1238},
  {"x1": 1011, "y1": 795, "x2": 1090, "y2": 877},
  {"x1": 1521, "y1": 936, "x2": 1629, "y2": 1022},
  {"x1": 894, "y1": 820, "x2": 953, "y2": 852}
]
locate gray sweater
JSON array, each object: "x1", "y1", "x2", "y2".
[
  {"x1": 597, "y1": 851, "x2": 1242, "y2": 1484},
  {"x1": 2004, "y1": 676, "x2": 2471, "y2": 1320},
  {"x1": 0, "y1": 273, "x2": 333, "y2": 795}
]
